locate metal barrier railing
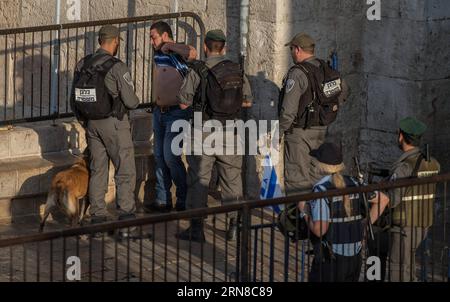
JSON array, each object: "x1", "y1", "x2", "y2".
[
  {"x1": 0, "y1": 12, "x2": 205, "y2": 126},
  {"x1": 0, "y1": 174, "x2": 448, "y2": 282}
]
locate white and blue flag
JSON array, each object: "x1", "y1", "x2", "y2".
[{"x1": 260, "y1": 155, "x2": 285, "y2": 214}]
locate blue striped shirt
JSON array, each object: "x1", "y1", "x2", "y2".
[{"x1": 154, "y1": 50, "x2": 189, "y2": 78}]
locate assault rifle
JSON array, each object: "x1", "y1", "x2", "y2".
[{"x1": 354, "y1": 157, "x2": 375, "y2": 241}]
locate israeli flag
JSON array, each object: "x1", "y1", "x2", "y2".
[{"x1": 260, "y1": 155, "x2": 285, "y2": 214}]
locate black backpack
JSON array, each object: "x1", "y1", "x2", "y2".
[
  {"x1": 296, "y1": 59, "x2": 343, "y2": 128},
  {"x1": 277, "y1": 203, "x2": 313, "y2": 242},
  {"x1": 72, "y1": 54, "x2": 123, "y2": 121},
  {"x1": 189, "y1": 60, "x2": 243, "y2": 123}
]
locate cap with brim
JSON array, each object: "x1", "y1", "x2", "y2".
[
  {"x1": 205, "y1": 29, "x2": 226, "y2": 42},
  {"x1": 309, "y1": 143, "x2": 343, "y2": 166},
  {"x1": 399, "y1": 117, "x2": 427, "y2": 137},
  {"x1": 99, "y1": 25, "x2": 123, "y2": 41},
  {"x1": 285, "y1": 33, "x2": 315, "y2": 49}
]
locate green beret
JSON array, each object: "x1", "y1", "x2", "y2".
[
  {"x1": 399, "y1": 117, "x2": 427, "y2": 137},
  {"x1": 205, "y1": 29, "x2": 226, "y2": 42}
]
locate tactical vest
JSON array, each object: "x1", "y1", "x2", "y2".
[
  {"x1": 73, "y1": 53, "x2": 124, "y2": 121},
  {"x1": 189, "y1": 60, "x2": 243, "y2": 124},
  {"x1": 279, "y1": 59, "x2": 342, "y2": 129},
  {"x1": 319, "y1": 176, "x2": 365, "y2": 247},
  {"x1": 392, "y1": 154, "x2": 440, "y2": 228}
]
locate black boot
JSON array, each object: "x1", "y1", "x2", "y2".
[
  {"x1": 88, "y1": 216, "x2": 108, "y2": 238},
  {"x1": 115, "y1": 214, "x2": 152, "y2": 241},
  {"x1": 226, "y1": 217, "x2": 239, "y2": 241},
  {"x1": 176, "y1": 219, "x2": 205, "y2": 243}
]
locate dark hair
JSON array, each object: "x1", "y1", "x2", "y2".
[
  {"x1": 400, "y1": 130, "x2": 421, "y2": 147},
  {"x1": 291, "y1": 45, "x2": 315, "y2": 54},
  {"x1": 205, "y1": 38, "x2": 225, "y2": 53},
  {"x1": 302, "y1": 45, "x2": 315, "y2": 54},
  {"x1": 98, "y1": 37, "x2": 115, "y2": 45},
  {"x1": 150, "y1": 21, "x2": 173, "y2": 39}
]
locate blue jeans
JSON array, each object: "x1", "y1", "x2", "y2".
[{"x1": 153, "y1": 106, "x2": 189, "y2": 206}]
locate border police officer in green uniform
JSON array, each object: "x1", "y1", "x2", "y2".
[
  {"x1": 71, "y1": 25, "x2": 141, "y2": 239},
  {"x1": 387, "y1": 117, "x2": 440, "y2": 281},
  {"x1": 279, "y1": 33, "x2": 349, "y2": 196},
  {"x1": 175, "y1": 30, "x2": 253, "y2": 242}
]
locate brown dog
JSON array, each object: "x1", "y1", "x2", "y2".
[{"x1": 39, "y1": 156, "x2": 90, "y2": 232}]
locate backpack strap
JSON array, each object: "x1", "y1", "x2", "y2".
[
  {"x1": 411, "y1": 153, "x2": 425, "y2": 178},
  {"x1": 188, "y1": 60, "x2": 210, "y2": 112},
  {"x1": 292, "y1": 63, "x2": 317, "y2": 129},
  {"x1": 82, "y1": 53, "x2": 118, "y2": 75}
]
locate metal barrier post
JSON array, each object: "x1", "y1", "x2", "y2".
[{"x1": 239, "y1": 205, "x2": 251, "y2": 282}]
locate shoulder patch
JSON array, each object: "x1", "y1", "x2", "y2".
[
  {"x1": 286, "y1": 79, "x2": 296, "y2": 94},
  {"x1": 123, "y1": 72, "x2": 134, "y2": 89}
]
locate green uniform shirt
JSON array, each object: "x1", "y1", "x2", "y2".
[
  {"x1": 389, "y1": 147, "x2": 441, "y2": 208},
  {"x1": 178, "y1": 54, "x2": 253, "y2": 107}
]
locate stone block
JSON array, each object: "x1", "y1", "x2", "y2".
[
  {"x1": 380, "y1": 0, "x2": 427, "y2": 21},
  {"x1": 10, "y1": 197, "x2": 39, "y2": 223},
  {"x1": 362, "y1": 18, "x2": 427, "y2": 80},
  {"x1": 0, "y1": 198, "x2": 11, "y2": 220},
  {"x1": 359, "y1": 128, "x2": 402, "y2": 168},
  {"x1": 0, "y1": 130, "x2": 10, "y2": 159},
  {"x1": 427, "y1": 0, "x2": 450, "y2": 20},
  {"x1": 0, "y1": 0, "x2": 21, "y2": 28},
  {"x1": 424, "y1": 19, "x2": 450, "y2": 80},
  {"x1": 366, "y1": 74, "x2": 422, "y2": 132},
  {"x1": 9, "y1": 128, "x2": 41, "y2": 158},
  {"x1": 33, "y1": 124, "x2": 70, "y2": 154}
]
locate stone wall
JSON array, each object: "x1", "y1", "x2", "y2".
[
  {"x1": 359, "y1": 0, "x2": 450, "y2": 172},
  {"x1": 0, "y1": 0, "x2": 449, "y2": 195}
]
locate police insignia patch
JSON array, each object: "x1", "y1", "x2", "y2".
[
  {"x1": 286, "y1": 79, "x2": 295, "y2": 93},
  {"x1": 123, "y1": 72, "x2": 134, "y2": 89}
]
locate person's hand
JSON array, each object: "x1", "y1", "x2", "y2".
[
  {"x1": 242, "y1": 100, "x2": 253, "y2": 108},
  {"x1": 180, "y1": 103, "x2": 190, "y2": 110},
  {"x1": 298, "y1": 201, "x2": 307, "y2": 212},
  {"x1": 160, "y1": 42, "x2": 173, "y2": 54}
]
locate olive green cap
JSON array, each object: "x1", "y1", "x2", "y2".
[
  {"x1": 98, "y1": 25, "x2": 123, "y2": 41},
  {"x1": 285, "y1": 32, "x2": 315, "y2": 49},
  {"x1": 205, "y1": 29, "x2": 226, "y2": 42},
  {"x1": 399, "y1": 117, "x2": 427, "y2": 137}
]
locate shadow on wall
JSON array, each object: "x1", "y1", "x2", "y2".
[
  {"x1": 6, "y1": 52, "x2": 79, "y2": 227},
  {"x1": 130, "y1": 110, "x2": 156, "y2": 211},
  {"x1": 245, "y1": 72, "x2": 281, "y2": 200},
  {"x1": 0, "y1": 30, "x2": 99, "y2": 124}
]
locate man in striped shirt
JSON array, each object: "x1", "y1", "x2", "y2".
[{"x1": 145, "y1": 21, "x2": 197, "y2": 213}]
